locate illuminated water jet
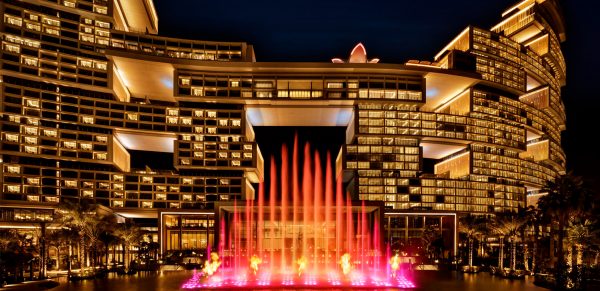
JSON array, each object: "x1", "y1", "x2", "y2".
[{"x1": 182, "y1": 134, "x2": 415, "y2": 289}]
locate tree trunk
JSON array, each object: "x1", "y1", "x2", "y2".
[
  {"x1": 575, "y1": 244, "x2": 583, "y2": 266},
  {"x1": 468, "y1": 238, "x2": 473, "y2": 267},
  {"x1": 55, "y1": 246, "x2": 60, "y2": 270},
  {"x1": 79, "y1": 235, "x2": 85, "y2": 269},
  {"x1": 557, "y1": 213, "x2": 566, "y2": 266},
  {"x1": 524, "y1": 240, "x2": 529, "y2": 272},
  {"x1": 40, "y1": 223, "x2": 46, "y2": 279},
  {"x1": 566, "y1": 244, "x2": 573, "y2": 272},
  {"x1": 123, "y1": 244, "x2": 129, "y2": 272},
  {"x1": 511, "y1": 239, "x2": 516, "y2": 271},
  {"x1": 498, "y1": 237, "x2": 504, "y2": 269},
  {"x1": 67, "y1": 244, "x2": 72, "y2": 278},
  {"x1": 532, "y1": 240, "x2": 537, "y2": 273}
]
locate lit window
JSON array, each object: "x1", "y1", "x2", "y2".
[
  {"x1": 94, "y1": 61, "x2": 107, "y2": 70},
  {"x1": 78, "y1": 59, "x2": 93, "y2": 68},
  {"x1": 24, "y1": 137, "x2": 37, "y2": 145},
  {"x1": 28, "y1": 14, "x2": 39, "y2": 21},
  {"x1": 167, "y1": 108, "x2": 179, "y2": 116},
  {"x1": 42, "y1": 17, "x2": 60, "y2": 26},
  {"x1": 169, "y1": 202, "x2": 180, "y2": 208},
  {"x1": 7, "y1": 185, "x2": 21, "y2": 193},
  {"x1": 80, "y1": 34, "x2": 94, "y2": 43},
  {"x1": 180, "y1": 158, "x2": 190, "y2": 165},
  {"x1": 127, "y1": 113, "x2": 138, "y2": 121},
  {"x1": 81, "y1": 116, "x2": 94, "y2": 124},
  {"x1": 111, "y1": 40, "x2": 124, "y2": 48},
  {"x1": 21, "y1": 56, "x2": 38, "y2": 67},
  {"x1": 180, "y1": 117, "x2": 192, "y2": 125},
  {"x1": 81, "y1": 26, "x2": 93, "y2": 34},
  {"x1": 24, "y1": 146, "x2": 37, "y2": 154},
  {"x1": 142, "y1": 176, "x2": 152, "y2": 183},
  {"x1": 231, "y1": 160, "x2": 241, "y2": 166},
  {"x1": 25, "y1": 22, "x2": 41, "y2": 31},
  {"x1": 142, "y1": 201, "x2": 153, "y2": 208},
  {"x1": 4, "y1": 133, "x2": 19, "y2": 142},
  {"x1": 180, "y1": 78, "x2": 190, "y2": 86},
  {"x1": 63, "y1": 1, "x2": 76, "y2": 8},
  {"x1": 25, "y1": 99, "x2": 40, "y2": 108},
  {"x1": 96, "y1": 136, "x2": 107, "y2": 143},
  {"x1": 95, "y1": 29, "x2": 109, "y2": 37},
  {"x1": 167, "y1": 117, "x2": 178, "y2": 124},
  {"x1": 193, "y1": 110, "x2": 203, "y2": 117},
  {"x1": 25, "y1": 121, "x2": 39, "y2": 129},
  {"x1": 95, "y1": 20, "x2": 110, "y2": 28},
  {"x1": 65, "y1": 180, "x2": 77, "y2": 188},
  {"x1": 192, "y1": 87, "x2": 203, "y2": 96},
  {"x1": 7, "y1": 165, "x2": 21, "y2": 174},
  {"x1": 112, "y1": 200, "x2": 124, "y2": 207},
  {"x1": 45, "y1": 27, "x2": 60, "y2": 36},
  {"x1": 327, "y1": 82, "x2": 344, "y2": 89},
  {"x1": 93, "y1": 5, "x2": 108, "y2": 15},
  {"x1": 230, "y1": 81, "x2": 239, "y2": 87},
  {"x1": 45, "y1": 197, "x2": 59, "y2": 203},
  {"x1": 182, "y1": 178, "x2": 192, "y2": 185},
  {"x1": 80, "y1": 143, "x2": 92, "y2": 151},
  {"x1": 156, "y1": 193, "x2": 166, "y2": 200},
  {"x1": 27, "y1": 178, "x2": 40, "y2": 185},
  {"x1": 255, "y1": 81, "x2": 273, "y2": 88},
  {"x1": 218, "y1": 119, "x2": 228, "y2": 126},
  {"x1": 113, "y1": 174, "x2": 124, "y2": 182},
  {"x1": 4, "y1": 15, "x2": 23, "y2": 27},
  {"x1": 82, "y1": 190, "x2": 93, "y2": 198},
  {"x1": 63, "y1": 141, "x2": 77, "y2": 149},
  {"x1": 3, "y1": 42, "x2": 20, "y2": 53},
  {"x1": 182, "y1": 195, "x2": 192, "y2": 201},
  {"x1": 207, "y1": 111, "x2": 217, "y2": 118},
  {"x1": 94, "y1": 152, "x2": 107, "y2": 160}
]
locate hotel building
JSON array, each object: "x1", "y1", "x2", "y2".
[{"x1": 0, "y1": 0, "x2": 566, "y2": 256}]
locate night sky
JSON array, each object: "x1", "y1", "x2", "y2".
[{"x1": 154, "y1": 0, "x2": 600, "y2": 192}]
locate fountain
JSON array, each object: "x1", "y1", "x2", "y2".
[{"x1": 182, "y1": 134, "x2": 415, "y2": 289}]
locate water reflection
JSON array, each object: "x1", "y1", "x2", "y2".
[{"x1": 52, "y1": 270, "x2": 545, "y2": 291}]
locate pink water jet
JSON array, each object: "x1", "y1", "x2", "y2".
[{"x1": 182, "y1": 134, "x2": 415, "y2": 289}]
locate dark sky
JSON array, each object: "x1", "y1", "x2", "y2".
[{"x1": 154, "y1": 0, "x2": 600, "y2": 192}]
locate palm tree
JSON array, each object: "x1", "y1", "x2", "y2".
[
  {"x1": 114, "y1": 222, "x2": 143, "y2": 272},
  {"x1": 55, "y1": 201, "x2": 116, "y2": 270},
  {"x1": 55, "y1": 201, "x2": 94, "y2": 269},
  {"x1": 524, "y1": 205, "x2": 548, "y2": 273},
  {"x1": 46, "y1": 229, "x2": 74, "y2": 271},
  {"x1": 566, "y1": 218, "x2": 597, "y2": 267},
  {"x1": 538, "y1": 173, "x2": 593, "y2": 268},
  {"x1": 459, "y1": 215, "x2": 485, "y2": 268},
  {"x1": 490, "y1": 213, "x2": 527, "y2": 271}
]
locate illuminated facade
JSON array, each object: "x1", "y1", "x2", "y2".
[{"x1": 0, "y1": 0, "x2": 566, "y2": 255}]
